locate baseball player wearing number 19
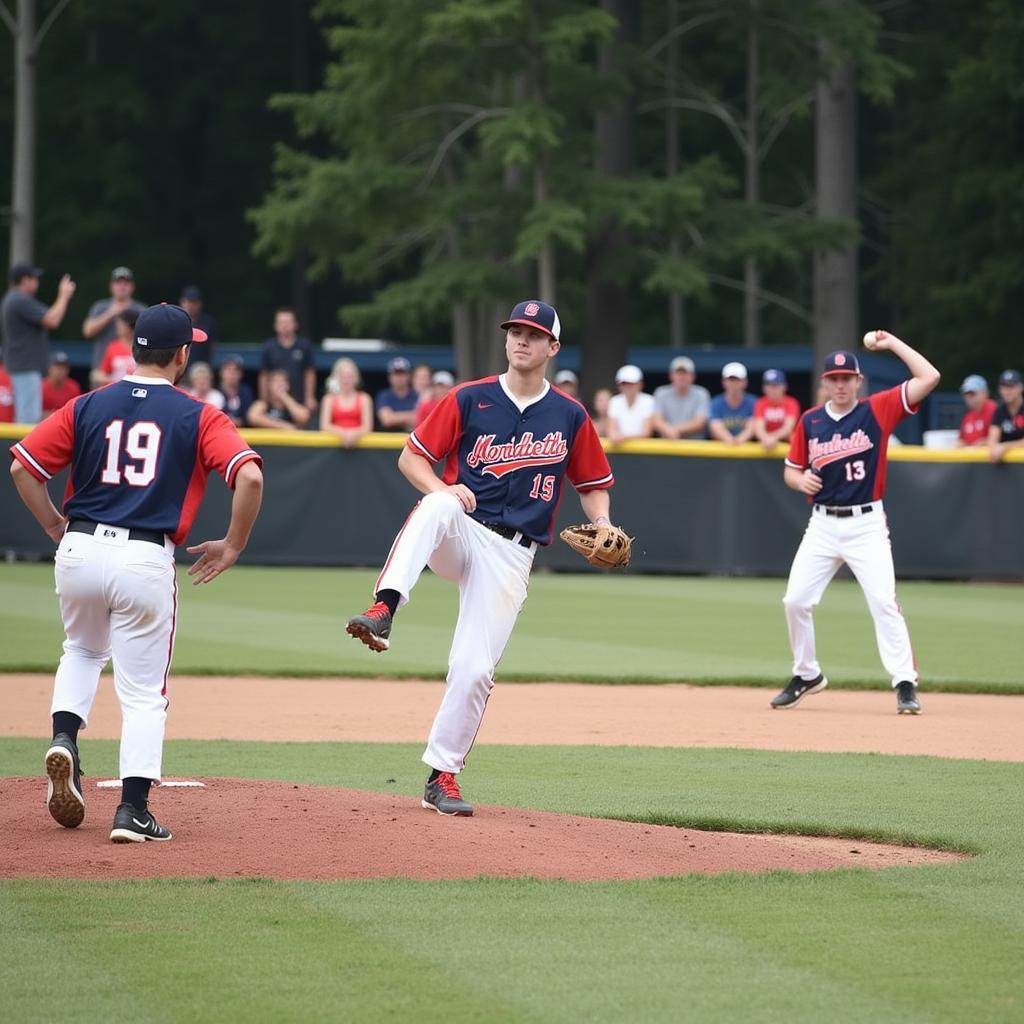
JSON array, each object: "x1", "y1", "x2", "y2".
[{"x1": 770, "y1": 331, "x2": 940, "y2": 714}]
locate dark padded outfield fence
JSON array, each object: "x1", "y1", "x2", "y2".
[{"x1": 2, "y1": 429, "x2": 1022, "y2": 580}]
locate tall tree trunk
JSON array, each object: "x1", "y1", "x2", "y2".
[
  {"x1": 743, "y1": 7, "x2": 761, "y2": 349},
  {"x1": 534, "y1": 159, "x2": 556, "y2": 305},
  {"x1": 290, "y1": 0, "x2": 313, "y2": 331},
  {"x1": 813, "y1": 44, "x2": 858, "y2": 376},
  {"x1": 9, "y1": 0, "x2": 37, "y2": 264},
  {"x1": 666, "y1": 0, "x2": 685, "y2": 348},
  {"x1": 583, "y1": 0, "x2": 637, "y2": 400}
]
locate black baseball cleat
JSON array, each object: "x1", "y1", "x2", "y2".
[
  {"x1": 44, "y1": 733, "x2": 85, "y2": 828},
  {"x1": 770, "y1": 674, "x2": 828, "y2": 709},
  {"x1": 110, "y1": 803, "x2": 173, "y2": 843},
  {"x1": 896, "y1": 680, "x2": 922, "y2": 715},
  {"x1": 346, "y1": 601, "x2": 392, "y2": 652},
  {"x1": 422, "y1": 772, "x2": 474, "y2": 816}
]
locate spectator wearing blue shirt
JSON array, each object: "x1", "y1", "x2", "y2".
[
  {"x1": 219, "y1": 355, "x2": 254, "y2": 428},
  {"x1": 259, "y1": 308, "x2": 317, "y2": 416},
  {"x1": 375, "y1": 356, "x2": 419, "y2": 431},
  {"x1": 709, "y1": 361, "x2": 756, "y2": 445}
]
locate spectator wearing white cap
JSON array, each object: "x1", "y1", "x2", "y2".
[
  {"x1": 709, "y1": 361, "x2": 756, "y2": 445},
  {"x1": 753, "y1": 368, "x2": 800, "y2": 449},
  {"x1": 607, "y1": 364, "x2": 655, "y2": 443},
  {"x1": 415, "y1": 369, "x2": 456, "y2": 427},
  {"x1": 553, "y1": 369, "x2": 579, "y2": 399},
  {"x1": 957, "y1": 374, "x2": 995, "y2": 447},
  {"x1": 652, "y1": 356, "x2": 710, "y2": 439}
]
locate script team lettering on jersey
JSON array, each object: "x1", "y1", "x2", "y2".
[
  {"x1": 409, "y1": 376, "x2": 612, "y2": 543},
  {"x1": 786, "y1": 381, "x2": 917, "y2": 506}
]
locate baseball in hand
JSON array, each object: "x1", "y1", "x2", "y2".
[{"x1": 863, "y1": 330, "x2": 883, "y2": 350}]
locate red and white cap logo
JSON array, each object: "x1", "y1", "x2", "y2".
[
  {"x1": 835, "y1": 353, "x2": 846, "y2": 367},
  {"x1": 524, "y1": 302, "x2": 540, "y2": 317}
]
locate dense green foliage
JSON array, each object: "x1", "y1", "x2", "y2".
[
  {"x1": 2, "y1": 563, "x2": 1021, "y2": 689},
  {"x1": 2, "y1": 738, "x2": 1022, "y2": 1022},
  {"x1": 1, "y1": 1, "x2": 1020, "y2": 381}
]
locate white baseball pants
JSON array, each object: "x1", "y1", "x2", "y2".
[
  {"x1": 782, "y1": 503, "x2": 917, "y2": 687},
  {"x1": 51, "y1": 525, "x2": 177, "y2": 781},
  {"x1": 376, "y1": 491, "x2": 534, "y2": 774}
]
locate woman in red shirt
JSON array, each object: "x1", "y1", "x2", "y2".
[{"x1": 319, "y1": 357, "x2": 373, "y2": 448}]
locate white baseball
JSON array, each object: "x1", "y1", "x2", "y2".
[{"x1": 863, "y1": 330, "x2": 881, "y2": 350}]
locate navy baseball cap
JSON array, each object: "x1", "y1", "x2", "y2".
[
  {"x1": 822, "y1": 350, "x2": 860, "y2": 376},
  {"x1": 999, "y1": 369, "x2": 1022, "y2": 387},
  {"x1": 763, "y1": 368, "x2": 787, "y2": 385},
  {"x1": 180, "y1": 284, "x2": 203, "y2": 301},
  {"x1": 387, "y1": 356, "x2": 411, "y2": 373},
  {"x1": 134, "y1": 303, "x2": 207, "y2": 348},
  {"x1": 9, "y1": 262, "x2": 43, "y2": 283},
  {"x1": 501, "y1": 300, "x2": 561, "y2": 341}
]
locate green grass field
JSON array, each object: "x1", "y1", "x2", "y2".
[
  {"x1": 1, "y1": 563, "x2": 1021, "y2": 689},
  {"x1": 2, "y1": 739, "x2": 1022, "y2": 1023}
]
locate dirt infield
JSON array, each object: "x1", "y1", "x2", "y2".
[
  {"x1": 0, "y1": 777, "x2": 965, "y2": 881},
  {"x1": 2, "y1": 674, "x2": 1022, "y2": 761}
]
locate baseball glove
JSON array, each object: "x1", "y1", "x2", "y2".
[{"x1": 559, "y1": 522, "x2": 633, "y2": 569}]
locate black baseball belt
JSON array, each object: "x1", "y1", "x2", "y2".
[
  {"x1": 66, "y1": 519, "x2": 167, "y2": 546},
  {"x1": 813, "y1": 505, "x2": 875, "y2": 519},
  {"x1": 476, "y1": 520, "x2": 535, "y2": 548}
]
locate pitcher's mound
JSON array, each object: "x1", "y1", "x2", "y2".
[{"x1": 0, "y1": 777, "x2": 964, "y2": 881}]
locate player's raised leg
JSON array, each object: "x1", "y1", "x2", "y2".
[
  {"x1": 774, "y1": 519, "x2": 841, "y2": 708},
  {"x1": 843, "y1": 515, "x2": 920, "y2": 713},
  {"x1": 421, "y1": 524, "x2": 532, "y2": 815},
  {"x1": 347, "y1": 491, "x2": 470, "y2": 652}
]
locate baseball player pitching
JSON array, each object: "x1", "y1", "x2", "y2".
[
  {"x1": 9, "y1": 303, "x2": 264, "y2": 842},
  {"x1": 770, "y1": 332, "x2": 940, "y2": 713},
  {"x1": 346, "y1": 300, "x2": 616, "y2": 816}
]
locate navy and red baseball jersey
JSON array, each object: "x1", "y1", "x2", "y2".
[
  {"x1": 408, "y1": 376, "x2": 613, "y2": 543},
  {"x1": 785, "y1": 382, "x2": 917, "y2": 505},
  {"x1": 10, "y1": 374, "x2": 261, "y2": 544}
]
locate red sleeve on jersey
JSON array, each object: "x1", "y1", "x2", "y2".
[
  {"x1": 785, "y1": 414, "x2": 808, "y2": 469},
  {"x1": 869, "y1": 382, "x2": 918, "y2": 435},
  {"x1": 408, "y1": 389, "x2": 461, "y2": 462},
  {"x1": 753, "y1": 397, "x2": 768, "y2": 419},
  {"x1": 9, "y1": 398, "x2": 78, "y2": 480},
  {"x1": 567, "y1": 415, "x2": 614, "y2": 491},
  {"x1": 197, "y1": 403, "x2": 262, "y2": 488}
]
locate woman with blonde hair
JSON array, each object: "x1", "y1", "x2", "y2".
[{"x1": 320, "y1": 357, "x2": 373, "y2": 448}]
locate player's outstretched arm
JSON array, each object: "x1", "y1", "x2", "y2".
[
  {"x1": 579, "y1": 487, "x2": 611, "y2": 524},
  {"x1": 9, "y1": 461, "x2": 67, "y2": 543},
  {"x1": 186, "y1": 461, "x2": 264, "y2": 585},
  {"x1": 864, "y1": 330, "x2": 941, "y2": 407}
]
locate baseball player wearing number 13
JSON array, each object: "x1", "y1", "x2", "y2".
[
  {"x1": 9, "y1": 303, "x2": 264, "y2": 842},
  {"x1": 771, "y1": 331, "x2": 940, "y2": 714},
  {"x1": 346, "y1": 300, "x2": 615, "y2": 817}
]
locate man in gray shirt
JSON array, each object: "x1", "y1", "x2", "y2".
[
  {"x1": 652, "y1": 356, "x2": 711, "y2": 439},
  {"x1": 1, "y1": 263, "x2": 76, "y2": 424},
  {"x1": 82, "y1": 266, "x2": 145, "y2": 368}
]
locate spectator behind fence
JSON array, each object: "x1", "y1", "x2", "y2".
[
  {"x1": 0, "y1": 359, "x2": 14, "y2": 422},
  {"x1": 82, "y1": 266, "x2": 144, "y2": 368},
  {"x1": 411, "y1": 362, "x2": 433, "y2": 399},
  {"x1": 753, "y1": 368, "x2": 800, "y2": 449},
  {"x1": 709, "y1": 361, "x2": 756, "y2": 445},
  {"x1": 1, "y1": 263, "x2": 76, "y2": 424},
  {"x1": 988, "y1": 369, "x2": 1024, "y2": 463},
  {"x1": 248, "y1": 368, "x2": 311, "y2": 430},
  {"x1": 554, "y1": 369, "x2": 579, "y2": 399},
  {"x1": 591, "y1": 387, "x2": 612, "y2": 437},
  {"x1": 187, "y1": 361, "x2": 225, "y2": 410},
  {"x1": 42, "y1": 351, "x2": 81, "y2": 414},
  {"x1": 179, "y1": 285, "x2": 219, "y2": 357},
  {"x1": 259, "y1": 307, "x2": 316, "y2": 414},
  {"x1": 219, "y1": 355, "x2": 253, "y2": 428},
  {"x1": 652, "y1": 356, "x2": 710, "y2": 439},
  {"x1": 608, "y1": 365, "x2": 655, "y2": 442},
  {"x1": 957, "y1": 374, "x2": 996, "y2": 447},
  {"x1": 91, "y1": 309, "x2": 137, "y2": 387},
  {"x1": 376, "y1": 356, "x2": 418, "y2": 431},
  {"x1": 415, "y1": 369, "x2": 455, "y2": 427},
  {"x1": 321, "y1": 357, "x2": 373, "y2": 448}
]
